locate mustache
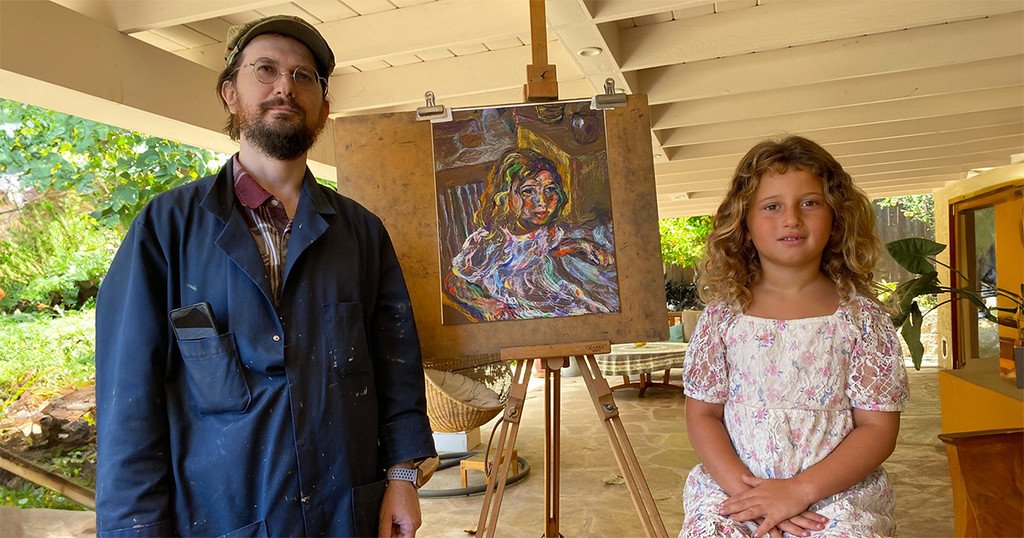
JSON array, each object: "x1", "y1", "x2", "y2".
[{"x1": 260, "y1": 97, "x2": 304, "y2": 116}]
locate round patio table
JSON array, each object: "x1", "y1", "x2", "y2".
[{"x1": 594, "y1": 342, "x2": 687, "y2": 397}]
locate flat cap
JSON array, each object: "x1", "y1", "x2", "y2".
[{"x1": 224, "y1": 15, "x2": 335, "y2": 77}]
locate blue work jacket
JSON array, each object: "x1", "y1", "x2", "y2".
[{"x1": 95, "y1": 160, "x2": 436, "y2": 537}]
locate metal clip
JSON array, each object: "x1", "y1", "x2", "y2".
[
  {"x1": 590, "y1": 78, "x2": 628, "y2": 110},
  {"x1": 416, "y1": 90, "x2": 452, "y2": 123}
]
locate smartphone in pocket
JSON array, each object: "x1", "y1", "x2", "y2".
[{"x1": 169, "y1": 302, "x2": 219, "y2": 341}]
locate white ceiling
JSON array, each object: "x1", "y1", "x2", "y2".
[{"x1": 14, "y1": 0, "x2": 1024, "y2": 217}]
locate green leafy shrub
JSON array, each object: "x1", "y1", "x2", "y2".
[
  {"x1": 0, "y1": 195, "x2": 118, "y2": 310},
  {"x1": 45, "y1": 445, "x2": 96, "y2": 488},
  {"x1": 0, "y1": 308, "x2": 96, "y2": 412},
  {"x1": 0, "y1": 483, "x2": 88, "y2": 510}
]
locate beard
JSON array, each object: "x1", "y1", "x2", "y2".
[{"x1": 237, "y1": 97, "x2": 324, "y2": 161}]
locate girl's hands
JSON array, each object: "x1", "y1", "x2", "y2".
[
  {"x1": 720, "y1": 474, "x2": 828, "y2": 538},
  {"x1": 775, "y1": 512, "x2": 829, "y2": 537}
]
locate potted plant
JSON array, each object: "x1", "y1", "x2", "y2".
[{"x1": 886, "y1": 238, "x2": 1023, "y2": 380}]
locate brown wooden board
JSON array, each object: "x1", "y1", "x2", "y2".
[{"x1": 334, "y1": 95, "x2": 666, "y2": 364}]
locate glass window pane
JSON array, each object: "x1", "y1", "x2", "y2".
[{"x1": 973, "y1": 207, "x2": 999, "y2": 360}]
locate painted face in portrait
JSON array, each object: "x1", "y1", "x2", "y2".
[{"x1": 512, "y1": 170, "x2": 563, "y2": 229}]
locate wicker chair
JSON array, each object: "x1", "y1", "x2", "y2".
[{"x1": 423, "y1": 363, "x2": 507, "y2": 433}]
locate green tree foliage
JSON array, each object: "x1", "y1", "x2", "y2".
[
  {"x1": 0, "y1": 98, "x2": 226, "y2": 309},
  {"x1": 659, "y1": 215, "x2": 712, "y2": 268},
  {"x1": 875, "y1": 194, "x2": 934, "y2": 233},
  {"x1": 1, "y1": 98, "x2": 225, "y2": 229}
]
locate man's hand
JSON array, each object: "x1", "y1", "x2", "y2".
[
  {"x1": 378, "y1": 481, "x2": 421, "y2": 538},
  {"x1": 720, "y1": 474, "x2": 825, "y2": 538}
]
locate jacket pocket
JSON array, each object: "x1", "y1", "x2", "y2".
[
  {"x1": 177, "y1": 333, "x2": 252, "y2": 415},
  {"x1": 217, "y1": 520, "x2": 267, "y2": 538},
  {"x1": 351, "y1": 479, "x2": 387, "y2": 537},
  {"x1": 325, "y1": 302, "x2": 373, "y2": 378}
]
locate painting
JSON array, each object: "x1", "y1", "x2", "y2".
[
  {"x1": 334, "y1": 94, "x2": 667, "y2": 362},
  {"x1": 432, "y1": 101, "x2": 621, "y2": 325}
]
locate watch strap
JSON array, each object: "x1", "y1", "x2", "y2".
[{"x1": 386, "y1": 466, "x2": 418, "y2": 485}]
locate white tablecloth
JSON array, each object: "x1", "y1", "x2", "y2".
[{"x1": 594, "y1": 342, "x2": 688, "y2": 377}]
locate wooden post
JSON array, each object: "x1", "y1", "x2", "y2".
[{"x1": 524, "y1": 0, "x2": 558, "y2": 101}]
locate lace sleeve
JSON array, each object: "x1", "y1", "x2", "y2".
[
  {"x1": 846, "y1": 297, "x2": 910, "y2": 411},
  {"x1": 682, "y1": 303, "x2": 732, "y2": 404}
]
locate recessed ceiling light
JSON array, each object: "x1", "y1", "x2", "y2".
[
  {"x1": 578, "y1": 47, "x2": 603, "y2": 57},
  {"x1": 671, "y1": 192, "x2": 691, "y2": 201}
]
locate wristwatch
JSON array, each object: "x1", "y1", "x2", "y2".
[{"x1": 386, "y1": 466, "x2": 418, "y2": 486}]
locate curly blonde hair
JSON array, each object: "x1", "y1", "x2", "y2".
[{"x1": 698, "y1": 135, "x2": 882, "y2": 310}]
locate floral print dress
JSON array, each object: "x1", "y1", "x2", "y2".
[{"x1": 680, "y1": 296, "x2": 909, "y2": 538}]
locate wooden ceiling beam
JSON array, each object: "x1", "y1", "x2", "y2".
[
  {"x1": 658, "y1": 174, "x2": 973, "y2": 199},
  {"x1": 651, "y1": 56, "x2": 1024, "y2": 129},
  {"x1": 585, "y1": 0, "x2": 712, "y2": 23},
  {"x1": 658, "y1": 87, "x2": 1022, "y2": 147},
  {"x1": 657, "y1": 132, "x2": 1024, "y2": 176},
  {"x1": 658, "y1": 159, "x2": 1006, "y2": 202},
  {"x1": 663, "y1": 109, "x2": 1023, "y2": 161},
  {"x1": 0, "y1": 0, "x2": 338, "y2": 177},
  {"x1": 328, "y1": 44, "x2": 582, "y2": 113},
  {"x1": 651, "y1": 145, "x2": 1019, "y2": 189},
  {"x1": 175, "y1": 0, "x2": 530, "y2": 71},
  {"x1": 618, "y1": 0, "x2": 1021, "y2": 71},
  {"x1": 335, "y1": 79, "x2": 599, "y2": 117},
  {"x1": 52, "y1": 0, "x2": 279, "y2": 33},
  {"x1": 661, "y1": 177, "x2": 963, "y2": 203},
  {"x1": 848, "y1": 150, "x2": 1017, "y2": 178},
  {"x1": 638, "y1": 13, "x2": 1023, "y2": 104},
  {"x1": 657, "y1": 177, "x2": 970, "y2": 218},
  {"x1": 545, "y1": 0, "x2": 668, "y2": 162}
]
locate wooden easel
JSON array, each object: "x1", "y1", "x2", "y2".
[
  {"x1": 475, "y1": 341, "x2": 669, "y2": 538},
  {"x1": 524, "y1": 0, "x2": 557, "y2": 102}
]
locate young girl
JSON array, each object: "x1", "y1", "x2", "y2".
[{"x1": 680, "y1": 136, "x2": 909, "y2": 538}]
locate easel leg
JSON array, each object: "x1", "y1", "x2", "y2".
[
  {"x1": 542, "y1": 358, "x2": 565, "y2": 537},
  {"x1": 477, "y1": 358, "x2": 532, "y2": 538},
  {"x1": 576, "y1": 355, "x2": 669, "y2": 538},
  {"x1": 475, "y1": 344, "x2": 664, "y2": 537}
]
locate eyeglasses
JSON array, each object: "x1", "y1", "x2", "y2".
[{"x1": 241, "y1": 57, "x2": 327, "y2": 96}]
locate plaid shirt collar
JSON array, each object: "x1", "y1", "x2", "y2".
[{"x1": 232, "y1": 155, "x2": 275, "y2": 209}]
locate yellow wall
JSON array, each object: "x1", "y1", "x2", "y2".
[
  {"x1": 939, "y1": 369, "x2": 1024, "y2": 433},
  {"x1": 934, "y1": 165, "x2": 1024, "y2": 433}
]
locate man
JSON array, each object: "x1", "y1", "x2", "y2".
[{"x1": 95, "y1": 15, "x2": 436, "y2": 537}]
